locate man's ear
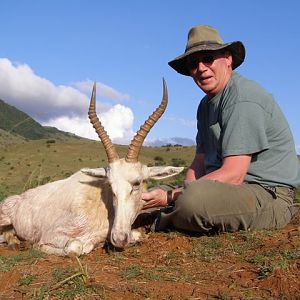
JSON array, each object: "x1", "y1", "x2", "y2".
[
  {"x1": 148, "y1": 166, "x2": 184, "y2": 180},
  {"x1": 225, "y1": 51, "x2": 233, "y2": 68},
  {"x1": 81, "y1": 168, "x2": 107, "y2": 178}
]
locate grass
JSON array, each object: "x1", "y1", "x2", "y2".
[
  {"x1": 187, "y1": 235, "x2": 225, "y2": 262},
  {"x1": 18, "y1": 274, "x2": 37, "y2": 286},
  {"x1": 127, "y1": 284, "x2": 151, "y2": 298},
  {"x1": 0, "y1": 248, "x2": 44, "y2": 272},
  {"x1": 32, "y1": 257, "x2": 106, "y2": 300},
  {"x1": 247, "y1": 248, "x2": 300, "y2": 279},
  {"x1": 0, "y1": 139, "x2": 194, "y2": 201},
  {"x1": 121, "y1": 265, "x2": 143, "y2": 279}
]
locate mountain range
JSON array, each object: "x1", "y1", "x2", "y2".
[{"x1": 0, "y1": 99, "x2": 82, "y2": 141}]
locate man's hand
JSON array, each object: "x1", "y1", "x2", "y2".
[{"x1": 142, "y1": 189, "x2": 167, "y2": 209}]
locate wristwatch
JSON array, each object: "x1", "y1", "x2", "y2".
[{"x1": 167, "y1": 190, "x2": 175, "y2": 207}]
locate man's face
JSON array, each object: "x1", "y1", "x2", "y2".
[{"x1": 187, "y1": 50, "x2": 233, "y2": 97}]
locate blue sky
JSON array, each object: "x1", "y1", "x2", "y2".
[{"x1": 0, "y1": 1, "x2": 299, "y2": 152}]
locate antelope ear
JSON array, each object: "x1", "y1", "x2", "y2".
[
  {"x1": 81, "y1": 168, "x2": 107, "y2": 178},
  {"x1": 147, "y1": 166, "x2": 184, "y2": 180}
]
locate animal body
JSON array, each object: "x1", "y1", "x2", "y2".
[{"x1": 0, "y1": 80, "x2": 183, "y2": 256}]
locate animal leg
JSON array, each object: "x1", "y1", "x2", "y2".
[
  {"x1": 64, "y1": 239, "x2": 84, "y2": 256},
  {"x1": 0, "y1": 227, "x2": 21, "y2": 251},
  {"x1": 129, "y1": 229, "x2": 143, "y2": 244},
  {"x1": 39, "y1": 238, "x2": 84, "y2": 257},
  {"x1": 0, "y1": 196, "x2": 20, "y2": 227},
  {"x1": 39, "y1": 244, "x2": 65, "y2": 256}
]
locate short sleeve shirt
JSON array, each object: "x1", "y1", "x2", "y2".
[{"x1": 196, "y1": 72, "x2": 300, "y2": 188}]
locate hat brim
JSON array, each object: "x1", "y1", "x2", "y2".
[{"x1": 168, "y1": 41, "x2": 245, "y2": 76}]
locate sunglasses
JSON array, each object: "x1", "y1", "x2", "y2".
[{"x1": 187, "y1": 52, "x2": 223, "y2": 70}]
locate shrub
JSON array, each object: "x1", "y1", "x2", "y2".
[
  {"x1": 46, "y1": 140, "x2": 56, "y2": 144},
  {"x1": 171, "y1": 158, "x2": 186, "y2": 167}
]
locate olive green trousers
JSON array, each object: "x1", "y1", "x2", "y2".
[{"x1": 156, "y1": 180, "x2": 298, "y2": 233}]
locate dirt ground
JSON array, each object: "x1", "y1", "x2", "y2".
[{"x1": 0, "y1": 211, "x2": 299, "y2": 300}]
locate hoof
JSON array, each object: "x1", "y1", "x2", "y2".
[{"x1": 64, "y1": 239, "x2": 83, "y2": 257}]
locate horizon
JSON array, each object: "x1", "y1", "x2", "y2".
[{"x1": 0, "y1": 1, "x2": 299, "y2": 153}]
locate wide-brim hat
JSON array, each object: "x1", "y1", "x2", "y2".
[{"x1": 168, "y1": 25, "x2": 246, "y2": 76}]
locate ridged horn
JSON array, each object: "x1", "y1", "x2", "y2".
[
  {"x1": 125, "y1": 78, "x2": 168, "y2": 163},
  {"x1": 88, "y1": 82, "x2": 119, "y2": 163}
]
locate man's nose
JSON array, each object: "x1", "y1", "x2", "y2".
[{"x1": 197, "y1": 61, "x2": 208, "y2": 72}]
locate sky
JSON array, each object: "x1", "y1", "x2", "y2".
[{"x1": 0, "y1": 1, "x2": 299, "y2": 153}]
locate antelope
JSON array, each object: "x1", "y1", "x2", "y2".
[{"x1": 0, "y1": 79, "x2": 183, "y2": 256}]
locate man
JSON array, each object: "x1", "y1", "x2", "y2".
[{"x1": 141, "y1": 25, "x2": 300, "y2": 233}]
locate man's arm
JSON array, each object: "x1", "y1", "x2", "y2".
[
  {"x1": 202, "y1": 154, "x2": 251, "y2": 185},
  {"x1": 185, "y1": 153, "x2": 205, "y2": 181},
  {"x1": 142, "y1": 154, "x2": 251, "y2": 209}
]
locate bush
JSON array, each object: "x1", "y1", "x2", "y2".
[
  {"x1": 154, "y1": 156, "x2": 164, "y2": 162},
  {"x1": 171, "y1": 158, "x2": 186, "y2": 167}
]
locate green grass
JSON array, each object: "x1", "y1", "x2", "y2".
[
  {"x1": 18, "y1": 274, "x2": 37, "y2": 286},
  {"x1": 32, "y1": 258, "x2": 106, "y2": 300},
  {"x1": 121, "y1": 265, "x2": 143, "y2": 279},
  {"x1": 0, "y1": 249, "x2": 44, "y2": 272},
  {"x1": 0, "y1": 139, "x2": 194, "y2": 201},
  {"x1": 246, "y1": 248, "x2": 300, "y2": 279}
]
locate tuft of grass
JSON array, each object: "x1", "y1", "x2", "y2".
[
  {"x1": 0, "y1": 248, "x2": 44, "y2": 272},
  {"x1": 247, "y1": 248, "x2": 300, "y2": 279},
  {"x1": 18, "y1": 274, "x2": 37, "y2": 286},
  {"x1": 121, "y1": 265, "x2": 143, "y2": 279},
  {"x1": 127, "y1": 284, "x2": 151, "y2": 298},
  {"x1": 33, "y1": 257, "x2": 104, "y2": 300},
  {"x1": 187, "y1": 236, "x2": 224, "y2": 262}
]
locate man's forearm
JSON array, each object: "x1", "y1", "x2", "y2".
[{"x1": 185, "y1": 153, "x2": 206, "y2": 181}]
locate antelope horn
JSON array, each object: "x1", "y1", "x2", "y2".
[
  {"x1": 125, "y1": 78, "x2": 168, "y2": 163},
  {"x1": 88, "y1": 82, "x2": 119, "y2": 163}
]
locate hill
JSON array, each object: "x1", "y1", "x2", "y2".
[
  {"x1": 0, "y1": 128, "x2": 26, "y2": 147},
  {"x1": 0, "y1": 99, "x2": 82, "y2": 140},
  {"x1": 0, "y1": 139, "x2": 195, "y2": 200}
]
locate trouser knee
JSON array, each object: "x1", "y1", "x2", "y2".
[
  {"x1": 171, "y1": 180, "x2": 255, "y2": 233},
  {"x1": 177, "y1": 180, "x2": 217, "y2": 218}
]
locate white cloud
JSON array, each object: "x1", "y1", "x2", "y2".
[
  {"x1": 0, "y1": 58, "x2": 135, "y2": 144},
  {"x1": 0, "y1": 58, "x2": 88, "y2": 120},
  {"x1": 296, "y1": 145, "x2": 300, "y2": 155},
  {"x1": 43, "y1": 104, "x2": 135, "y2": 144},
  {"x1": 73, "y1": 80, "x2": 130, "y2": 101}
]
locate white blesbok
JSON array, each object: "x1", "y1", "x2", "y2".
[{"x1": 0, "y1": 79, "x2": 183, "y2": 256}]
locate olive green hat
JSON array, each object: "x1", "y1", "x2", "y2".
[{"x1": 168, "y1": 25, "x2": 246, "y2": 76}]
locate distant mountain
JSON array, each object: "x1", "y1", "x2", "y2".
[
  {"x1": 145, "y1": 137, "x2": 195, "y2": 147},
  {"x1": 0, "y1": 99, "x2": 82, "y2": 140}
]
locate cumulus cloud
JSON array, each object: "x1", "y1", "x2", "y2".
[
  {"x1": 0, "y1": 58, "x2": 134, "y2": 144},
  {"x1": 0, "y1": 58, "x2": 88, "y2": 120},
  {"x1": 43, "y1": 104, "x2": 134, "y2": 143},
  {"x1": 73, "y1": 80, "x2": 130, "y2": 101}
]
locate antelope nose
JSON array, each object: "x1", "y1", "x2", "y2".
[{"x1": 111, "y1": 232, "x2": 130, "y2": 248}]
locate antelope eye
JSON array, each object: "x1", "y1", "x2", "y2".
[{"x1": 132, "y1": 181, "x2": 141, "y2": 191}]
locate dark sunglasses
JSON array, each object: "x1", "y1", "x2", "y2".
[{"x1": 187, "y1": 53, "x2": 221, "y2": 70}]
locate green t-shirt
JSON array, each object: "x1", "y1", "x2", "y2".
[{"x1": 196, "y1": 72, "x2": 300, "y2": 188}]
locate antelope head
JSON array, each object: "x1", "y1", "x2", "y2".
[{"x1": 83, "y1": 79, "x2": 183, "y2": 248}]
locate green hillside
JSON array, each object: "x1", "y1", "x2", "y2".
[
  {"x1": 0, "y1": 139, "x2": 195, "y2": 200},
  {"x1": 0, "y1": 128, "x2": 26, "y2": 147},
  {"x1": 0, "y1": 99, "x2": 82, "y2": 140}
]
